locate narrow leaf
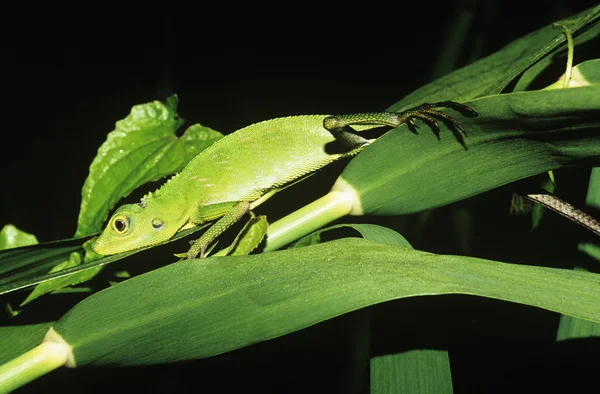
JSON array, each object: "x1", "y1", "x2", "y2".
[
  {"x1": 19, "y1": 252, "x2": 97, "y2": 306},
  {"x1": 0, "y1": 226, "x2": 204, "y2": 296},
  {"x1": 371, "y1": 350, "x2": 453, "y2": 394},
  {"x1": 578, "y1": 242, "x2": 600, "y2": 262},
  {"x1": 0, "y1": 238, "x2": 86, "y2": 286},
  {"x1": 336, "y1": 85, "x2": 600, "y2": 217},
  {"x1": 556, "y1": 312, "x2": 600, "y2": 340},
  {"x1": 292, "y1": 223, "x2": 411, "y2": 249},
  {"x1": 0, "y1": 322, "x2": 54, "y2": 365},
  {"x1": 388, "y1": 5, "x2": 600, "y2": 110},
  {"x1": 41, "y1": 238, "x2": 600, "y2": 367}
]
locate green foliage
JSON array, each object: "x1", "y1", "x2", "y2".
[
  {"x1": 0, "y1": 238, "x2": 84, "y2": 293},
  {"x1": 0, "y1": 225, "x2": 38, "y2": 251},
  {"x1": 75, "y1": 95, "x2": 223, "y2": 237},
  {"x1": 389, "y1": 5, "x2": 600, "y2": 109},
  {"x1": 19, "y1": 252, "x2": 93, "y2": 306},
  {"x1": 1, "y1": 4, "x2": 600, "y2": 393},
  {"x1": 339, "y1": 84, "x2": 600, "y2": 216},
  {"x1": 224, "y1": 214, "x2": 268, "y2": 257},
  {"x1": 371, "y1": 350, "x2": 453, "y2": 394},
  {"x1": 0, "y1": 323, "x2": 54, "y2": 365},
  {"x1": 0, "y1": 227, "x2": 205, "y2": 296},
  {"x1": 292, "y1": 223, "x2": 412, "y2": 249},
  {"x1": 47, "y1": 238, "x2": 600, "y2": 367}
]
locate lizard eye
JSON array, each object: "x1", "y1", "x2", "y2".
[
  {"x1": 112, "y1": 215, "x2": 129, "y2": 233},
  {"x1": 152, "y1": 218, "x2": 164, "y2": 230}
]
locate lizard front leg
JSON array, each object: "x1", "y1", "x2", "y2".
[{"x1": 186, "y1": 201, "x2": 251, "y2": 259}]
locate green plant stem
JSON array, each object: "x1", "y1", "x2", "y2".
[
  {"x1": 264, "y1": 191, "x2": 354, "y2": 252},
  {"x1": 0, "y1": 342, "x2": 69, "y2": 394},
  {"x1": 553, "y1": 23, "x2": 574, "y2": 88}
]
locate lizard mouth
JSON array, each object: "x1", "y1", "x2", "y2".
[{"x1": 90, "y1": 234, "x2": 119, "y2": 256}]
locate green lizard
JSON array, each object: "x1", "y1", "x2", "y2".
[{"x1": 92, "y1": 102, "x2": 476, "y2": 259}]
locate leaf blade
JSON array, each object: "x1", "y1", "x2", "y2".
[
  {"x1": 371, "y1": 350, "x2": 453, "y2": 394},
  {"x1": 388, "y1": 5, "x2": 600, "y2": 110},
  {"x1": 46, "y1": 238, "x2": 600, "y2": 367},
  {"x1": 337, "y1": 85, "x2": 600, "y2": 217}
]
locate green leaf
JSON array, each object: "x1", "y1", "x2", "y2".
[
  {"x1": 556, "y1": 309, "x2": 600, "y2": 340},
  {"x1": 336, "y1": 85, "x2": 600, "y2": 216},
  {"x1": 0, "y1": 238, "x2": 86, "y2": 289},
  {"x1": 0, "y1": 322, "x2": 53, "y2": 365},
  {"x1": 52, "y1": 286, "x2": 93, "y2": 294},
  {"x1": 0, "y1": 236, "x2": 107, "y2": 305},
  {"x1": 0, "y1": 225, "x2": 38, "y2": 251},
  {"x1": 541, "y1": 59, "x2": 600, "y2": 90},
  {"x1": 292, "y1": 223, "x2": 412, "y2": 249},
  {"x1": 292, "y1": 226, "x2": 447, "y2": 394},
  {"x1": 75, "y1": 95, "x2": 223, "y2": 237},
  {"x1": 225, "y1": 215, "x2": 268, "y2": 256},
  {"x1": 529, "y1": 178, "x2": 555, "y2": 231},
  {"x1": 387, "y1": 5, "x2": 600, "y2": 110},
  {"x1": 19, "y1": 252, "x2": 99, "y2": 306},
  {"x1": 572, "y1": 59, "x2": 600, "y2": 85},
  {"x1": 578, "y1": 242, "x2": 600, "y2": 262},
  {"x1": 42, "y1": 238, "x2": 600, "y2": 367},
  {"x1": 0, "y1": 226, "x2": 204, "y2": 296},
  {"x1": 371, "y1": 350, "x2": 453, "y2": 394}
]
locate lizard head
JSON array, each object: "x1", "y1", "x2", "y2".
[{"x1": 92, "y1": 202, "x2": 183, "y2": 255}]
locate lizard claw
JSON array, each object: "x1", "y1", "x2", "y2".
[{"x1": 397, "y1": 101, "x2": 478, "y2": 147}]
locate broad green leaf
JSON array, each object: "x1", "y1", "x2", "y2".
[
  {"x1": 388, "y1": 5, "x2": 600, "y2": 111},
  {"x1": 291, "y1": 225, "x2": 447, "y2": 393},
  {"x1": 0, "y1": 225, "x2": 38, "y2": 251},
  {"x1": 41, "y1": 238, "x2": 600, "y2": 367},
  {"x1": 75, "y1": 95, "x2": 223, "y2": 237},
  {"x1": 336, "y1": 85, "x2": 600, "y2": 217},
  {"x1": 0, "y1": 322, "x2": 53, "y2": 365},
  {"x1": 292, "y1": 223, "x2": 411, "y2": 249},
  {"x1": 371, "y1": 350, "x2": 453, "y2": 394}
]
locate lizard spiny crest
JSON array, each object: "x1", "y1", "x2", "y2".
[{"x1": 140, "y1": 173, "x2": 179, "y2": 207}]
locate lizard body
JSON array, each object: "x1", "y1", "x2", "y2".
[{"x1": 92, "y1": 102, "x2": 475, "y2": 258}]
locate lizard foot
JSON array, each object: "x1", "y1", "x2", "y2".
[{"x1": 398, "y1": 101, "x2": 478, "y2": 140}]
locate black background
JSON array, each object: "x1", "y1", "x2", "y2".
[{"x1": 3, "y1": 1, "x2": 600, "y2": 393}]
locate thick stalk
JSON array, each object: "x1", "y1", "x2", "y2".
[
  {"x1": 264, "y1": 191, "x2": 354, "y2": 252},
  {"x1": 0, "y1": 342, "x2": 69, "y2": 394}
]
